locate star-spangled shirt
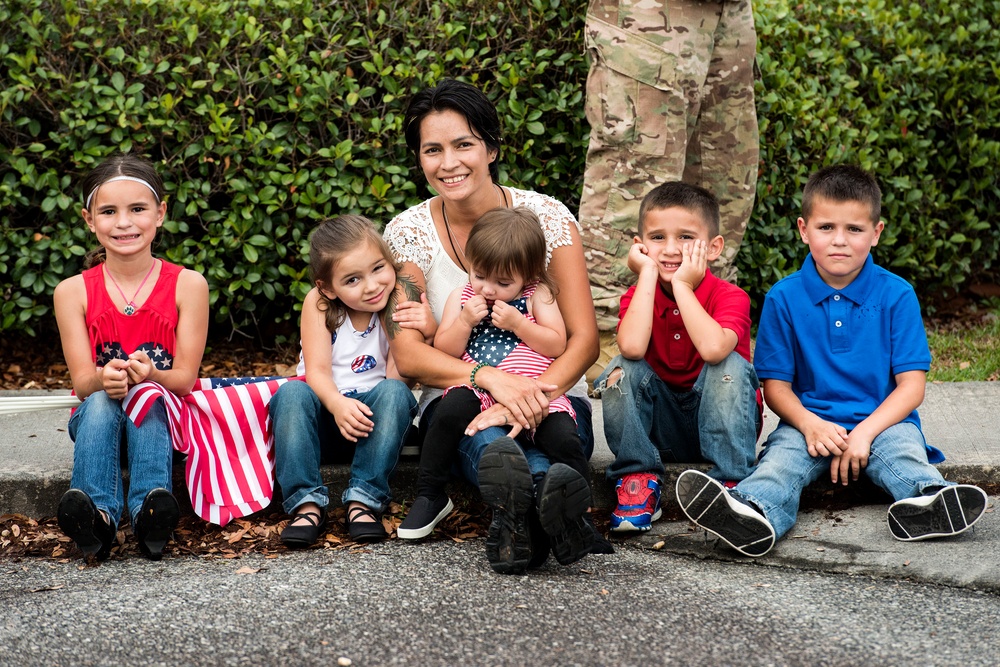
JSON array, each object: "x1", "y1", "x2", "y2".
[{"x1": 452, "y1": 281, "x2": 574, "y2": 419}]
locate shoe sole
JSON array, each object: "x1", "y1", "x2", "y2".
[
  {"x1": 537, "y1": 463, "x2": 594, "y2": 566},
  {"x1": 57, "y1": 489, "x2": 110, "y2": 560},
  {"x1": 888, "y1": 485, "x2": 988, "y2": 541},
  {"x1": 478, "y1": 437, "x2": 535, "y2": 575},
  {"x1": 136, "y1": 489, "x2": 180, "y2": 561},
  {"x1": 609, "y1": 507, "x2": 663, "y2": 533},
  {"x1": 675, "y1": 470, "x2": 775, "y2": 558},
  {"x1": 397, "y1": 498, "x2": 455, "y2": 540}
]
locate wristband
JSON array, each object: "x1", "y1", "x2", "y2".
[{"x1": 470, "y1": 362, "x2": 487, "y2": 391}]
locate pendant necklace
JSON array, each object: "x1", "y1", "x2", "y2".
[
  {"x1": 441, "y1": 185, "x2": 509, "y2": 274},
  {"x1": 105, "y1": 259, "x2": 158, "y2": 316}
]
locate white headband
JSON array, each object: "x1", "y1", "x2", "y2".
[{"x1": 85, "y1": 175, "x2": 160, "y2": 209}]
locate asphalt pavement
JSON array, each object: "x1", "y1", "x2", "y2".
[
  {"x1": 2, "y1": 382, "x2": 999, "y2": 593},
  {"x1": 4, "y1": 541, "x2": 1000, "y2": 667}
]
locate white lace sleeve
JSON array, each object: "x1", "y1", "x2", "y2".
[
  {"x1": 384, "y1": 200, "x2": 436, "y2": 275},
  {"x1": 508, "y1": 188, "x2": 581, "y2": 265}
]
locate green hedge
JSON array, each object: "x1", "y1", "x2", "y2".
[{"x1": 2, "y1": 0, "x2": 998, "y2": 338}]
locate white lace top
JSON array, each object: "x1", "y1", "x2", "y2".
[{"x1": 384, "y1": 187, "x2": 590, "y2": 412}]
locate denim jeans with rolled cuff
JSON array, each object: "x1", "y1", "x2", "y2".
[{"x1": 270, "y1": 379, "x2": 417, "y2": 514}]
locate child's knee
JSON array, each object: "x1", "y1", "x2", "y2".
[
  {"x1": 594, "y1": 357, "x2": 634, "y2": 396},
  {"x1": 702, "y1": 353, "x2": 756, "y2": 390}
]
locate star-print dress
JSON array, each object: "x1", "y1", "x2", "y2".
[
  {"x1": 84, "y1": 260, "x2": 182, "y2": 370},
  {"x1": 85, "y1": 260, "x2": 295, "y2": 526},
  {"x1": 449, "y1": 281, "x2": 575, "y2": 420}
]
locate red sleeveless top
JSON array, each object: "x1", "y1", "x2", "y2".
[{"x1": 83, "y1": 260, "x2": 182, "y2": 371}]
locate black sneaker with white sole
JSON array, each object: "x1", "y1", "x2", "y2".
[
  {"x1": 397, "y1": 495, "x2": 455, "y2": 540},
  {"x1": 887, "y1": 485, "x2": 988, "y2": 541},
  {"x1": 675, "y1": 469, "x2": 776, "y2": 558},
  {"x1": 478, "y1": 437, "x2": 535, "y2": 575},
  {"x1": 536, "y1": 463, "x2": 594, "y2": 566}
]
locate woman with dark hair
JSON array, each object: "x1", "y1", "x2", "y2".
[{"x1": 384, "y1": 79, "x2": 612, "y2": 573}]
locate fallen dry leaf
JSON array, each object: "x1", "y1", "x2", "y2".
[
  {"x1": 29, "y1": 584, "x2": 65, "y2": 593},
  {"x1": 235, "y1": 566, "x2": 263, "y2": 574}
]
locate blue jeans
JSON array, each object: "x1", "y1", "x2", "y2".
[
  {"x1": 270, "y1": 379, "x2": 417, "y2": 513},
  {"x1": 68, "y1": 391, "x2": 173, "y2": 525},
  {"x1": 423, "y1": 395, "x2": 595, "y2": 488},
  {"x1": 595, "y1": 353, "x2": 760, "y2": 482},
  {"x1": 735, "y1": 422, "x2": 952, "y2": 540}
]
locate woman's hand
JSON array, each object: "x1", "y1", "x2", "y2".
[
  {"x1": 466, "y1": 403, "x2": 522, "y2": 438},
  {"x1": 392, "y1": 292, "x2": 436, "y2": 342},
  {"x1": 478, "y1": 366, "x2": 555, "y2": 431}
]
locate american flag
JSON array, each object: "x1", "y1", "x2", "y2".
[{"x1": 123, "y1": 376, "x2": 302, "y2": 526}]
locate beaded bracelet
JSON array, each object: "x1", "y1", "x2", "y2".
[{"x1": 470, "y1": 362, "x2": 488, "y2": 390}]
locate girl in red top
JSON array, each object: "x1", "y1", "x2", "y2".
[{"x1": 53, "y1": 153, "x2": 209, "y2": 561}]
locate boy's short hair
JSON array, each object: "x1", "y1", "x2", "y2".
[
  {"x1": 802, "y1": 165, "x2": 882, "y2": 224},
  {"x1": 638, "y1": 181, "x2": 720, "y2": 238}
]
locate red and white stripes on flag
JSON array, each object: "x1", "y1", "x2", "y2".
[{"x1": 122, "y1": 377, "x2": 301, "y2": 526}]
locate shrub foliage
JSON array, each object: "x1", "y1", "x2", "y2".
[{"x1": 2, "y1": 0, "x2": 998, "y2": 338}]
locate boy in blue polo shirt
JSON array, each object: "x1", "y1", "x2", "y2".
[
  {"x1": 675, "y1": 165, "x2": 989, "y2": 556},
  {"x1": 594, "y1": 182, "x2": 760, "y2": 533}
]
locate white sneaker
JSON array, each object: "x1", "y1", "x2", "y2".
[
  {"x1": 675, "y1": 470, "x2": 775, "y2": 557},
  {"x1": 887, "y1": 485, "x2": 988, "y2": 541}
]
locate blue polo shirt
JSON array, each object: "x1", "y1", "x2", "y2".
[{"x1": 755, "y1": 254, "x2": 942, "y2": 463}]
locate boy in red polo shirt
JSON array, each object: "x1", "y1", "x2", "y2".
[{"x1": 594, "y1": 182, "x2": 760, "y2": 532}]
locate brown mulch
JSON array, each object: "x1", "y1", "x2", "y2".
[{"x1": 0, "y1": 500, "x2": 493, "y2": 564}]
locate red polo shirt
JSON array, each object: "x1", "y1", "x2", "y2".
[{"x1": 618, "y1": 270, "x2": 752, "y2": 392}]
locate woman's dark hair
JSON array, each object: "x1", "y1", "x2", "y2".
[
  {"x1": 310, "y1": 215, "x2": 401, "y2": 333},
  {"x1": 403, "y1": 78, "x2": 503, "y2": 182},
  {"x1": 81, "y1": 152, "x2": 165, "y2": 268},
  {"x1": 464, "y1": 207, "x2": 558, "y2": 301}
]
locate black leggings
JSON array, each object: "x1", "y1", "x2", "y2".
[{"x1": 417, "y1": 387, "x2": 591, "y2": 497}]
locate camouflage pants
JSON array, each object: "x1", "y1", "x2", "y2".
[{"x1": 580, "y1": 0, "x2": 759, "y2": 329}]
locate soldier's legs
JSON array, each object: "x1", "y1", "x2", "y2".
[
  {"x1": 581, "y1": 1, "x2": 743, "y2": 328},
  {"x1": 685, "y1": 0, "x2": 759, "y2": 283}
]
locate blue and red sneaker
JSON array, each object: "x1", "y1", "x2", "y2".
[{"x1": 610, "y1": 473, "x2": 662, "y2": 533}]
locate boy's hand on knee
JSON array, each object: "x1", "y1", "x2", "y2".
[
  {"x1": 803, "y1": 416, "x2": 849, "y2": 458},
  {"x1": 831, "y1": 434, "x2": 872, "y2": 485}
]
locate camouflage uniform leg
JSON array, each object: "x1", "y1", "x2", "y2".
[
  {"x1": 580, "y1": 0, "x2": 758, "y2": 328},
  {"x1": 683, "y1": 0, "x2": 759, "y2": 283}
]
